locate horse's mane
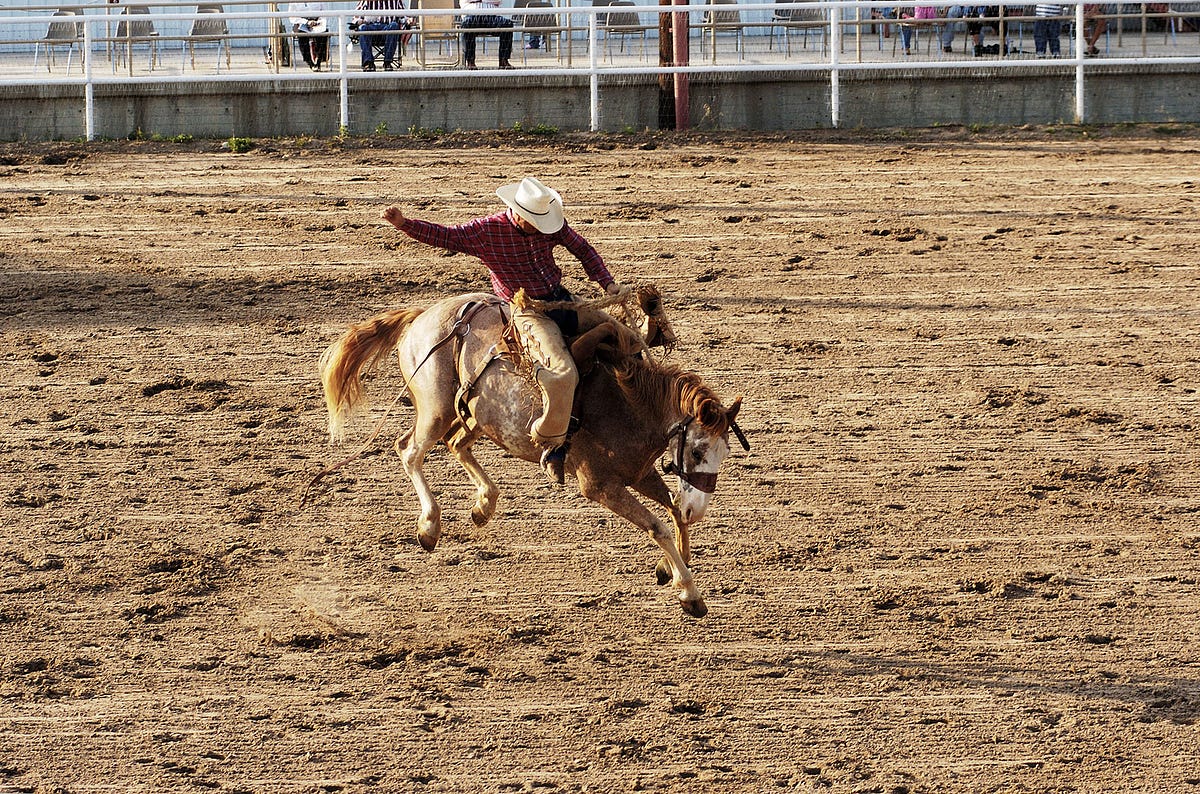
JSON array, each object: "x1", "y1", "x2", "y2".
[{"x1": 609, "y1": 354, "x2": 731, "y2": 436}]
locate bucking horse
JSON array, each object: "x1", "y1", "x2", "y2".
[{"x1": 317, "y1": 287, "x2": 747, "y2": 617}]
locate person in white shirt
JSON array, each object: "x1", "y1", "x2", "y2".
[
  {"x1": 460, "y1": 0, "x2": 514, "y2": 69},
  {"x1": 289, "y1": 1, "x2": 328, "y2": 70}
]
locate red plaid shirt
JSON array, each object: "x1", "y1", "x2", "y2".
[{"x1": 398, "y1": 211, "x2": 614, "y2": 301}]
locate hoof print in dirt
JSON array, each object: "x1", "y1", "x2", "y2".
[{"x1": 142, "y1": 375, "x2": 195, "y2": 397}]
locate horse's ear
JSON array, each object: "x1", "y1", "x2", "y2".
[{"x1": 726, "y1": 396, "x2": 743, "y2": 423}]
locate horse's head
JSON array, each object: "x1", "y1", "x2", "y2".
[{"x1": 664, "y1": 396, "x2": 747, "y2": 524}]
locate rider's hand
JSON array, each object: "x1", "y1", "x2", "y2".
[
  {"x1": 605, "y1": 281, "x2": 626, "y2": 297},
  {"x1": 381, "y1": 206, "x2": 406, "y2": 228}
]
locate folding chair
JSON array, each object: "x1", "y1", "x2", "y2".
[
  {"x1": 33, "y1": 10, "x2": 84, "y2": 74},
  {"x1": 601, "y1": 0, "x2": 648, "y2": 60},
  {"x1": 354, "y1": 20, "x2": 412, "y2": 68},
  {"x1": 519, "y1": 0, "x2": 565, "y2": 63},
  {"x1": 415, "y1": 0, "x2": 462, "y2": 67},
  {"x1": 700, "y1": 0, "x2": 746, "y2": 62},
  {"x1": 113, "y1": 5, "x2": 160, "y2": 72},
  {"x1": 183, "y1": 5, "x2": 231, "y2": 72},
  {"x1": 768, "y1": 0, "x2": 828, "y2": 56}
]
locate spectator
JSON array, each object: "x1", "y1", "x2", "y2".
[
  {"x1": 942, "y1": 5, "x2": 1001, "y2": 56},
  {"x1": 461, "y1": 0, "x2": 515, "y2": 69},
  {"x1": 520, "y1": 0, "x2": 544, "y2": 50},
  {"x1": 968, "y1": 6, "x2": 1000, "y2": 56},
  {"x1": 940, "y1": 5, "x2": 994, "y2": 54},
  {"x1": 355, "y1": 0, "x2": 412, "y2": 71},
  {"x1": 1034, "y1": 1, "x2": 1063, "y2": 57},
  {"x1": 874, "y1": 7, "x2": 896, "y2": 39},
  {"x1": 289, "y1": 1, "x2": 328, "y2": 71},
  {"x1": 1083, "y1": 3, "x2": 1106, "y2": 56},
  {"x1": 940, "y1": 5, "x2": 969, "y2": 52},
  {"x1": 898, "y1": 6, "x2": 939, "y2": 55}
]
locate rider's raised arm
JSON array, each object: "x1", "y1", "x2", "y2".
[{"x1": 389, "y1": 213, "x2": 494, "y2": 259}]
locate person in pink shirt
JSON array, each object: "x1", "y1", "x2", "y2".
[{"x1": 898, "y1": 5, "x2": 939, "y2": 55}]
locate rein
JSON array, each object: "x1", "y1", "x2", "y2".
[
  {"x1": 731, "y1": 420, "x2": 750, "y2": 452},
  {"x1": 299, "y1": 390, "x2": 405, "y2": 508}
]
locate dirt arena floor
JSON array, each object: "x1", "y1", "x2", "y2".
[{"x1": 2, "y1": 127, "x2": 1198, "y2": 793}]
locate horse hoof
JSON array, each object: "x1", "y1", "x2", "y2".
[
  {"x1": 681, "y1": 598, "x2": 708, "y2": 618},
  {"x1": 417, "y1": 530, "x2": 439, "y2": 552},
  {"x1": 470, "y1": 506, "x2": 490, "y2": 527},
  {"x1": 655, "y1": 560, "x2": 671, "y2": 586}
]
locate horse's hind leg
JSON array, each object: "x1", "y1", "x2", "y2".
[
  {"x1": 396, "y1": 411, "x2": 454, "y2": 551},
  {"x1": 580, "y1": 476, "x2": 706, "y2": 618},
  {"x1": 632, "y1": 470, "x2": 689, "y2": 586},
  {"x1": 444, "y1": 421, "x2": 499, "y2": 527}
]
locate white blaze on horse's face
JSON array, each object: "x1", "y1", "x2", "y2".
[{"x1": 673, "y1": 424, "x2": 732, "y2": 525}]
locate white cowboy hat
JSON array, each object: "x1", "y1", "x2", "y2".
[{"x1": 496, "y1": 177, "x2": 565, "y2": 234}]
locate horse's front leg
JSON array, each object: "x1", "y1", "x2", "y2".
[
  {"x1": 444, "y1": 421, "x2": 499, "y2": 527},
  {"x1": 579, "y1": 476, "x2": 706, "y2": 618},
  {"x1": 632, "y1": 469, "x2": 690, "y2": 587}
]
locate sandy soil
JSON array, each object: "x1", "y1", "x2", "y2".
[{"x1": 1, "y1": 128, "x2": 1199, "y2": 794}]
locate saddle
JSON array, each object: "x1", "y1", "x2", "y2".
[
  {"x1": 449, "y1": 297, "x2": 515, "y2": 428},
  {"x1": 449, "y1": 296, "x2": 630, "y2": 432}
]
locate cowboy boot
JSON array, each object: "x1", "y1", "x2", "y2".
[
  {"x1": 538, "y1": 414, "x2": 579, "y2": 485},
  {"x1": 540, "y1": 444, "x2": 567, "y2": 485}
]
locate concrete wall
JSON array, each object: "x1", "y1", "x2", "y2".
[{"x1": 2, "y1": 62, "x2": 1198, "y2": 140}]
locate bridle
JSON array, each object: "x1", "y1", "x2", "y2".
[{"x1": 661, "y1": 415, "x2": 750, "y2": 494}]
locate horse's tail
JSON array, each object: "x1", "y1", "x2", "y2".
[{"x1": 320, "y1": 307, "x2": 425, "y2": 442}]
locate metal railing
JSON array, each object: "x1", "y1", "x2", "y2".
[{"x1": 2, "y1": 0, "x2": 1198, "y2": 136}]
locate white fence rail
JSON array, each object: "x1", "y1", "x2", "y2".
[{"x1": 1, "y1": 0, "x2": 1198, "y2": 137}]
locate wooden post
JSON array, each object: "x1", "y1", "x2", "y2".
[
  {"x1": 672, "y1": 0, "x2": 689, "y2": 130},
  {"x1": 658, "y1": 8, "x2": 674, "y2": 128},
  {"x1": 269, "y1": 2, "x2": 291, "y2": 72}
]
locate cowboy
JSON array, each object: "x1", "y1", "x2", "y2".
[{"x1": 381, "y1": 177, "x2": 626, "y2": 484}]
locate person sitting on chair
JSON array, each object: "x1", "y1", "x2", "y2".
[
  {"x1": 966, "y1": 5, "x2": 998, "y2": 56},
  {"x1": 460, "y1": 0, "x2": 515, "y2": 69},
  {"x1": 289, "y1": 1, "x2": 328, "y2": 70},
  {"x1": 381, "y1": 177, "x2": 627, "y2": 484},
  {"x1": 354, "y1": 0, "x2": 412, "y2": 71}
]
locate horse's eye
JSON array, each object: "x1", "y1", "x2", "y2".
[{"x1": 691, "y1": 448, "x2": 705, "y2": 463}]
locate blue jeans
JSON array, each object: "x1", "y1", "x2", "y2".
[
  {"x1": 358, "y1": 20, "x2": 402, "y2": 66},
  {"x1": 1034, "y1": 18, "x2": 1061, "y2": 55},
  {"x1": 461, "y1": 14, "x2": 514, "y2": 65},
  {"x1": 941, "y1": 6, "x2": 966, "y2": 48}
]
